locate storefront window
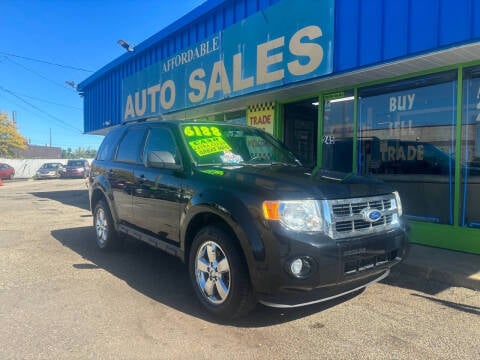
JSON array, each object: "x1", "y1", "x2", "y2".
[
  {"x1": 358, "y1": 72, "x2": 457, "y2": 224},
  {"x1": 322, "y1": 91, "x2": 354, "y2": 172},
  {"x1": 225, "y1": 110, "x2": 247, "y2": 125},
  {"x1": 197, "y1": 110, "x2": 246, "y2": 125},
  {"x1": 461, "y1": 66, "x2": 480, "y2": 228}
]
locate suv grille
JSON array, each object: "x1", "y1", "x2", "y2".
[
  {"x1": 324, "y1": 194, "x2": 399, "y2": 239},
  {"x1": 344, "y1": 250, "x2": 399, "y2": 275}
]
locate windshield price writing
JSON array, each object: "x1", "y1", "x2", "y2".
[
  {"x1": 184, "y1": 125, "x2": 221, "y2": 137},
  {"x1": 189, "y1": 137, "x2": 232, "y2": 156}
]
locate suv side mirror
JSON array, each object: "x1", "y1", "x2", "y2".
[{"x1": 146, "y1": 151, "x2": 181, "y2": 170}]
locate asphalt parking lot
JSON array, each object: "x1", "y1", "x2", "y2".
[{"x1": 1, "y1": 179, "x2": 479, "y2": 359}]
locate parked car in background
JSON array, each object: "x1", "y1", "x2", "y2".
[
  {"x1": 61, "y1": 159, "x2": 90, "y2": 178},
  {"x1": 35, "y1": 162, "x2": 64, "y2": 179},
  {"x1": 0, "y1": 163, "x2": 15, "y2": 180}
]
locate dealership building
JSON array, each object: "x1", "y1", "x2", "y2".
[{"x1": 78, "y1": 0, "x2": 480, "y2": 254}]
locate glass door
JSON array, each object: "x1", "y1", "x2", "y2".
[
  {"x1": 283, "y1": 98, "x2": 318, "y2": 169},
  {"x1": 321, "y1": 91, "x2": 355, "y2": 172}
]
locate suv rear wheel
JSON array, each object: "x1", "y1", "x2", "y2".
[
  {"x1": 93, "y1": 200, "x2": 122, "y2": 250},
  {"x1": 189, "y1": 225, "x2": 256, "y2": 319}
]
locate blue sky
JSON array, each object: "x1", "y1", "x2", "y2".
[{"x1": 0, "y1": 0, "x2": 206, "y2": 150}]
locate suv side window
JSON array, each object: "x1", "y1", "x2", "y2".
[
  {"x1": 116, "y1": 127, "x2": 146, "y2": 163},
  {"x1": 97, "y1": 127, "x2": 125, "y2": 161},
  {"x1": 144, "y1": 127, "x2": 180, "y2": 165}
]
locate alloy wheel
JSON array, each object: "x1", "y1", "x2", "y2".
[
  {"x1": 95, "y1": 207, "x2": 108, "y2": 246},
  {"x1": 195, "y1": 241, "x2": 231, "y2": 305}
]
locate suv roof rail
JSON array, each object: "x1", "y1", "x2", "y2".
[
  {"x1": 121, "y1": 118, "x2": 147, "y2": 126},
  {"x1": 121, "y1": 115, "x2": 164, "y2": 126}
]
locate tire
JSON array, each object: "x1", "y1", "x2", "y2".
[
  {"x1": 189, "y1": 225, "x2": 256, "y2": 319},
  {"x1": 93, "y1": 199, "x2": 123, "y2": 250},
  {"x1": 8, "y1": 174, "x2": 14, "y2": 180}
]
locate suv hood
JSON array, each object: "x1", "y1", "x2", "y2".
[{"x1": 196, "y1": 165, "x2": 393, "y2": 199}]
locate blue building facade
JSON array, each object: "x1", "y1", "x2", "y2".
[{"x1": 79, "y1": 0, "x2": 480, "y2": 253}]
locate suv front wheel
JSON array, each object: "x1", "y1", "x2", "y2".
[{"x1": 189, "y1": 225, "x2": 256, "y2": 319}]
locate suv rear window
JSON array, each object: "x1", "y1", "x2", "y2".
[{"x1": 67, "y1": 160, "x2": 85, "y2": 166}]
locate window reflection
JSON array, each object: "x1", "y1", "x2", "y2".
[
  {"x1": 358, "y1": 72, "x2": 457, "y2": 225},
  {"x1": 461, "y1": 66, "x2": 480, "y2": 227}
]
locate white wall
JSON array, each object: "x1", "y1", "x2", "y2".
[{"x1": 0, "y1": 159, "x2": 93, "y2": 179}]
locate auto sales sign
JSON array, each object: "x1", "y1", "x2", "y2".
[{"x1": 122, "y1": 0, "x2": 334, "y2": 121}]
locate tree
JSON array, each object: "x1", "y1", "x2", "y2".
[
  {"x1": 61, "y1": 147, "x2": 73, "y2": 159},
  {"x1": 61, "y1": 147, "x2": 97, "y2": 159},
  {"x1": 0, "y1": 112, "x2": 27, "y2": 158}
]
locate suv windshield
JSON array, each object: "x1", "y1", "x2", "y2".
[{"x1": 180, "y1": 123, "x2": 300, "y2": 166}]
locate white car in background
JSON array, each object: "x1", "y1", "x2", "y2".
[{"x1": 35, "y1": 162, "x2": 64, "y2": 179}]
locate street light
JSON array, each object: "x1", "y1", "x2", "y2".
[{"x1": 117, "y1": 39, "x2": 134, "y2": 52}]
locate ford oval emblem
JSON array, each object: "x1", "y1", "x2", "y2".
[{"x1": 361, "y1": 208, "x2": 382, "y2": 223}]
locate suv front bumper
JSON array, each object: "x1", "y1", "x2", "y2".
[{"x1": 251, "y1": 223, "x2": 408, "y2": 307}]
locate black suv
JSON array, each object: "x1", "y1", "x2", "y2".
[{"x1": 89, "y1": 120, "x2": 408, "y2": 319}]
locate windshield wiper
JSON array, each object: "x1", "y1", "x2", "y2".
[{"x1": 238, "y1": 160, "x2": 299, "y2": 166}]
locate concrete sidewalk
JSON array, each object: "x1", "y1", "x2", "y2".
[{"x1": 394, "y1": 243, "x2": 480, "y2": 291}]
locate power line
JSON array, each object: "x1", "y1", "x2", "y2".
[
  {"x1": 0, "y1": 95, "x2": 81, "y2": 135},
  {"x1": 14, "y1": 92, "x2": 82, "y2": 110},
  {"x1": 2, "y1": 55, "x2": 73, "y2": 90},
  {"x1": 0, "y1": 86, "x2": 82, "y2": 133},
  {"x1": 0, "y1": 51, "x2": 94, "y2": 72}
]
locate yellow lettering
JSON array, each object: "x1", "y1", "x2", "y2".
[
  {"x1": 407, "y1": 146, "x2": 417, "y2": 160},
  {"x1": 134, "y1": 90, "x2": 147, "y2": 117},
  {"x1": 417, "y1": 145, "x2": 424, "y2": 160},
  {"x1": 287, "y1": 25, "x2": 323, "y2": 76},
  {"x1": 160, "y1": 80, "x2": 175, "y2": 110},
  {"x1": 212, "y1": 36, "x2": 219, "y2": 51},
  {"x1": 256, "y1": 37, "x2": 285, "y2": 85},
  {"x1": 189, "y1": 137, "x2": 232, "y2": 156},
  {"x1": 183, "y1": 126, "x2": 221, "y2": 138},
  {"x1": 188, "y1": 69, "x2": 207, "y2": 103},
  {"x1": 147, "y1": 85, "x2": 161, "y2": 113},
  {"x1": 233, "y1": 53, "x2": 254, "y2": 91},
  {"x1": 124, "y1": 95, "x2": 135, "y2": 120},
  {"x1": 380, "y1": 142, "x2": 388, "y2": 161},
  {"x1": 207, "y1": 61, "x2": 231, "y2": 99},
  {"x1": 388, "y1": 146, "x2": 395, "y2": 161},
  {"x1": 184, "y1": 126, "x2": 194, "y2": 137}
]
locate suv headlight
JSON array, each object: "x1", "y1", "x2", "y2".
[
  {"x1": 392, "y1": 191, "x2": 403, "y2": 216},
  {"x1": 263, "y1": 200, "x2": 323, "y2": 232}
]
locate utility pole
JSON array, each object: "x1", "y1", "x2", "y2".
[
  {"x1": 12, "y1": 110, "x2": 16, "y2": 124},
  {"x1": 49, "y1": 128, "x2": 52, "y2": 147}
]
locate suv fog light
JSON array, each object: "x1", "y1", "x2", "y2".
[
  {"x1": 288, "y1": 257, "x2": 312, "y2": 278},
  {"x1": 290, "y1": 259, "x2": 303, "y2": 275}
]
